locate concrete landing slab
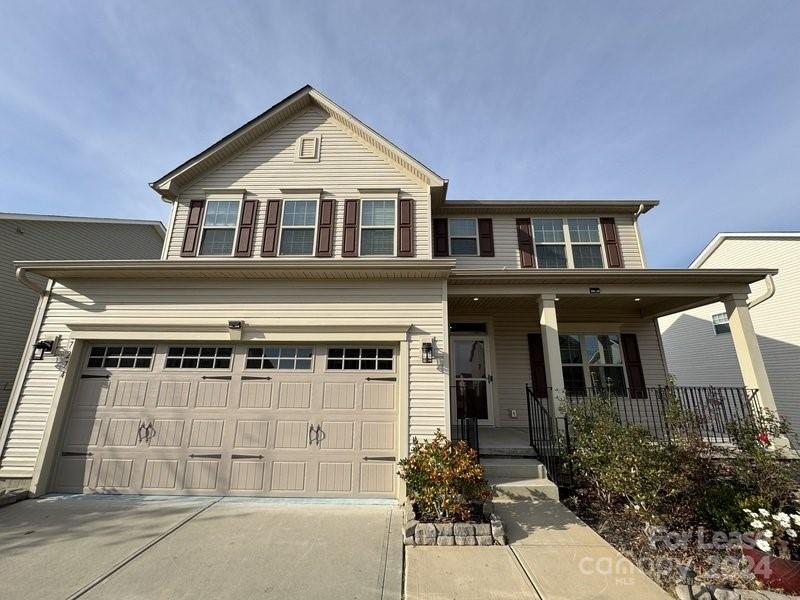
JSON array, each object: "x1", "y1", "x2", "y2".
[
  {"x1": 405, "y1": 546, "x2": 541, "y2": 600},
  {"x1": 513, "y1": 544, "x2": 670, "y2": 600},
  {"x1": 0, "y1": 495, "x2": 213, "y2": 600}
]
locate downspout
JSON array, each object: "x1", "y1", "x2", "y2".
[
  {"x1": 748, "y1": 274, "x2": 776, "y2": 309},
  {"x1": 633, "y1": 203, "x2": 648, "y2": 268}
]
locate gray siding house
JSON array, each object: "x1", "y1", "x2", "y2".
[{"x1": 0, "y1": 213, "x2": 165, "y2": 423}]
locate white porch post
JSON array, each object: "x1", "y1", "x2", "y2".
[
  {"x1": 538, "y1": 293, "x2": 565, "y2": 415},
  {"x1": 722, "y1": 293, "x2": 778, "y2": 414}
]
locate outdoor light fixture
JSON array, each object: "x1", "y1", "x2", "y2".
[
  {"x1": 228, "y1": 320, "x2": 243, "y2": 330},
  {"x1": 421, "y1": 341, "x2": 434, "y2": 363},
  {"x1": 634, "y1": 297, "x2": 641, "y2": 302},
  {"x1": 472, "y1": 297, "x2": 479, "y2": 302},
  {"x1": 589, "y1": 287, "x2": 601, "y2": 294},
  {"x1": 32, "y1": 339, "x2": 54, "y2": 361}
]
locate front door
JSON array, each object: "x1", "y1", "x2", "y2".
[{"x1": 451, "y1": 337, "x2": 494, "y2": 425}]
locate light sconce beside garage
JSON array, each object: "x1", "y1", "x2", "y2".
[
  {"x1": 421, "y1": 337, "x2": 436, "y2": 364},
  {"x1": 32, "y1": 339, "x2": 54, "y2": 361}
]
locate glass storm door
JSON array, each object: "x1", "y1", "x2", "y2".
[{"x1": 452, "y1": 337, "x2": 494, "y2": 424}]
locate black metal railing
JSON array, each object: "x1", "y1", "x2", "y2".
[{"x1": 526, "y1": 385, "x2": 760, "y2": 488}]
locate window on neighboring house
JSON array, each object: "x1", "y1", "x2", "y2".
[
  {"x1": 448, "y1": 218, "x2": 478, "y2": 256},
  {"x1": 567, "y1": 218, "x2": 604, "y2": 268},
  {"x1": 559, "y1": 334, "x2": 627, "y2": 394},
  {"x1": 198, "y1": 199, "x2": 240, "y2": 256},
  {"x1": 532, "y1": 218, "x2": 567, "y2": 267},
  {"x1": 279, "y1": 199, "x2": 317, "y2": 256},
  {"x1": 360, "y1": 199, "x2": 395, "y2": 256},
  {"x1": 712, "y1": 313, "x2": 731, "y2": 335}
]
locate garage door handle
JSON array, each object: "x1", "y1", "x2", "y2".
[
  {"x1": 232, "y1": 454, "x2": 264, "y2": 459},
  {"x1": 363, "y1": 456, "x2": 395, "y2": 461},
  {"x1": 366, "y1": 377, "x2": 396, "y2": 381},
  {"x1": 189, "y1": 453, "x2": 222, "y2": 459}
]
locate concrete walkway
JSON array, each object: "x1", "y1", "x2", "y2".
[
  {"x1": 406, "y1": 485, "x2": 671, "y2": 600},
  {"x1": 0, "y1": 495, "x2": 402, "y2": 600}
]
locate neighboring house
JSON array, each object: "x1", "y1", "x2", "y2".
[
  {"x1": 0, "y1": 213, "x2": 165, "y2": 425},
  {"x1": 0, "y1": 86, "x2": 779, "y2": 499},
  {"x1": 660, "y1": 233, "x2": 800, "y2": 433}
]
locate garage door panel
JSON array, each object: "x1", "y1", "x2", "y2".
[
  {"x1": 270, "y1": 461, "x2": 307, "y2": 492},
  {"x1": 188, "y1": 419, "x2": 225, "y2": 448},
  {"x1": 104, "y1": 418, "x2": 142, "y2": 447},
  {"x1": 149, "y1": 419, "x2": 185, "y2": 447},
  {"x1": 110, "y1": 380, "x2": 149, "y2": 407},
  {"x1": 230, "y1": 460, "x2": 266, "y2": 491},
  {"x1": 95, "y1": 457, "x2": 135, "y2": 489},
  {"x1": 75, "y1": 378, "x2": 111, "y2": 408},
  {"x1": 183, "y1": 459, "x2": 221, "y2": 490},
  {"x1": 156, "y1": 381, "x2": 191, "y2": 408},
  {"x1": 63, "y1": 417, "x2": 102, "y2": 447},
  {"x1": 274, "y1": 420, "x2": 310, "y2": 449},
  {"x1": 362, "y1": 382, "x2": 395, "y2": 410},
  {"x1": 239, "y1": 381, "x2": 272, "y2": 408},
  {"x1": 318, "y1": 462, "x2": 353, "y2": 493},
  {"x1": 323, "y1": 383, "x2": 356, "y2": 409},
  {"x1": 233, "y1": 420, "x2": 270, "y2": 448},
  {"x1": 277, "y1": 382, "x2": 311, "y2": 409},
  {"x1": 54, "y1": 457, "x2": 94, "y2": 490},
  {"x1": 319, "y1": 421, "x2": 354, "y2": 450},
  {"x1": 361, "y1": 422, "x2": 395, "y2": 451},
  {"x1": 195, "y1": 381, "x2": 229, "y2": 408},
  {"x1": 142, "y1": 459, "x2": 179, "y2": 490},
  {"x1": 360, "y1": 463, "x2": 395, "y2": 494}
]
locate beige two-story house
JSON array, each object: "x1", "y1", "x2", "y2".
[{"x1": 0, "y1": 86, "x2": 779, "y2": 499}]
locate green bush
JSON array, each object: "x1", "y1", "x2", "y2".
[{"x1": 398, "y1": 431, "x2": 491, "y2": 521}]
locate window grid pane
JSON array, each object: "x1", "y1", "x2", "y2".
[
  {"x1": 450, "y1": 238, "x2": 478, "y2": 256},
  {"x1": 533, "y1": 219, "x2": 565, "y2": 243},
  {"x1": 199, "y1": 229, "x2": 235, "y2": 256},
  {"x1": 568, "y1": 218, "x2": 600, "y2": 243},
  {"x1": 535, "y1": 244, "x2": 567, "y2": 268},
  {"x1": 279, "y1": 229, "x2": 315, "y2": 255},
  {"x1": 86, "y1": 346, "x2": 154, "y2": 369},
  {"x1": 204, "y1": 201, "x2": 240, "y2": 227},
  {"x1": 245, "y1": 346, "x2": 313, "y2": 370},
  {"x1": 282, "y1": 200, "x2": 317, "y2": 227},
  {"x1": 327, "y1": 347, "x2": 394, "y2": 371},
  {"x1": 449, "y1": 218, "x2": 477, "y2": 237},
  {"x1": 360, "y1": 229, "x2": 394, "y2": 256},
  {"x1": 165, "y1": 346, "x2": 232, "y2": 369},
  {"x1": 572, "y1": 245, "x2": 603, "y2": 268},
  {"x1": 361, "y1": 200, "x2": 395, "y2": 227}
]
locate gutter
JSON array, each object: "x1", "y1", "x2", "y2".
[
  {"x1": 16, "y1": 267, "x2": 47, "y2": 294},
  {"x1": 633, "y1": 203, "x2": 648, "y2": 268},
  {"x1": 748, "y1": 273, "x2": 776, "y2": 309}
]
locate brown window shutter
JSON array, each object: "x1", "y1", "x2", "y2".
[
  {"x1": 260, "y1": 199, "x2": 282, "y2": 257},
  {"x1": 315, "y1": 199, "x2": 335, "y2": 257},
  {"x1": 397, "y1": 198, "x2": 414, "y2": 257},
  {"x1": 342, "y1": 199, "x2": 359, "y2": 257},
  {"x1": 433, "y1": 218, "x2": 449, "y2": 257},
  {"x1": 600, "y1": 217, "x2": 624, "y2": 268},
  {"x1": 234, "y1": 199, "x2": 258, "y2": 257},
  {"x1": 477, "y1": 218, "x2": 495, "y2": 257},
  {"x1": 527, "y1": 333, "x2": 549, "y2": 398},
  {"x1": 180, "y1": 200, "x2": 205, "y2": 257},
  {"x1": 620, "y1": 333, "x2": 646, "y2": 398},
  {"x1": 516, "y1": 218, "x2": 535, "y2": 268}
]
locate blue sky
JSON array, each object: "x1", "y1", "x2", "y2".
[{"x1": 1, "y1": 1, "x2": 798, "y2": 266}]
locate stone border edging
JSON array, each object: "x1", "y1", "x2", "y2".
[{"x1": 402, "y1": 501, "x2": 506, "y2": 546}]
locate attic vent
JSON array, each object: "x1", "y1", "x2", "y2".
[{"x1": 296, "y1": 135, "x2": 320, "y2": 161}]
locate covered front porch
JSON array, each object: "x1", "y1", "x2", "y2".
[{"x1": 444, "y1": 268, "x2": 778, "y2": 464}]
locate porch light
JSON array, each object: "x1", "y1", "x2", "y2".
[
  {"x1": 589, "y1": 287, "x2": 601, "y2": 294},
  {"x1": 634, "y1": 297, "x2": 641, "y2": 302},
  {"x1": 228, "y1": 320, "x2": 243, "y2": 330},
  {"x1": 32, "y1": 339, "x2": 54, "y2": 361},
  {"x1": 473, "y1": 297, "x2": 479, "y2": 302},
  {"x1": 421, "y1": 339, "x2": 435, "y2": 364}
]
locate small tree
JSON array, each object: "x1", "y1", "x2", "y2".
[{"x1": 398, "y1": 431, "x2": 491, "y2": 521}]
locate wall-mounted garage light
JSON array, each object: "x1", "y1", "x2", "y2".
[
  {"x1": 421, "y1": 339, "x2": 436, "y2": 364},
  {"x1": 32, "y1": 339, "x2": 54, "y2": 361},
  {"x1": 228, "y1": 320, "x2": 243, "y2": 330}
]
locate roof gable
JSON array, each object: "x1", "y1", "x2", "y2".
[{"x1": 151, "y1": 85, "x2": 446, "y2": 199}]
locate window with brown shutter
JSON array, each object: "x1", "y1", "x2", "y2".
[
  {"x1": 342, "y1": 199, "x2": 359, "y2": 257},
  {"x1": 397, "y1": 198, "x2": 414, "y2": 257},
  {"x1": 620, "y1": 333, "x2": 646, "y2": 398},
  {"x1": 600, "y1": 217, "x2": 624, "y2": 268},
  {"x1": 433, "y1": 218, "x2": 449, "y2": 257},
  {"x1": 516, "y1": 218, "x2": 535, "y2": 268},
  {"x1": 527, "y1": 333, "x2": 548, "y2": 398},
  {"x1": 234, "y1": 199, "x2": 258, "y2": 257},
  {"x1": 180, "y1": 200, "x2": 205, "y2": 257},
  {"x1": 478, "y1": 218, "x2": 495, "y2": 257},
  {"x1": 315, "y1": 199, "x2": 335, "y2": 257},
  {"x1": 260, "y1": 199, "x2": 282, "y2": 257}
]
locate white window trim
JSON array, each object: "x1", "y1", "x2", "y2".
[
  {"x1": 278, "y1": 198, "x2": 319, "y2": 257},
  {"x1": 448, "y1": 217, "x2": 479, "y2": 257},
  {"x1": 530, "y1": 217, "x2": 607, "y2": 269},
  {"x1": 560, "y1": 333, "x2": 628, "y2": 391},
  {"x1": 197, "y1": 194, "x2": 243, "y2": 258},
  {"x1": 359, "y1": 197, "x2": 397, "y2": 257}
]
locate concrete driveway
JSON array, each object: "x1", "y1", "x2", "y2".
[{"x1": 0, "y1": 495, "x2": 402, "y2": 600}]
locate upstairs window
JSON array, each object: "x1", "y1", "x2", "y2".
[
  {"x1": 532, "y1": 219, "x2": 567, "y2": 268},
  {"x1": 712, "y1": 313, "x2": 731, "y2": 335},
  {"x1": 448, "y1": 218, "x2": 479, "y2": 256},
  {"x1": 568, "y1": 218, "x2": 604, "y2": 268},
  {"x1": 199, "y1": 200, "x2": 240, "y2": 256},
  {"x1": 360, "y1": 199, "x2": 395, "y2": 256},
  {"x1": 279, "y1": 199, "x2": 317, "y2": 256}
]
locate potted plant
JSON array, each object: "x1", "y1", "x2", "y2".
[{"x1": 743, "y1": 508, "x2": 800, "y2": 593}]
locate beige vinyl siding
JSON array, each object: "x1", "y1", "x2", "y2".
[
  {"x1": 0, "y1": 278, "x2": 446, "y2": 478},
  {"x1": 443, "y1": 214, "x2": 643, "y2": 269},
  {"x1": 167, "y1": 107, "x2": 431, "y2": 260},
  {"x1": 660, "y1": 237, "x2": 800, "y2": 433},
  {"x1": 0, "y1": 220, "x2": 163, "y2": 424},
  {"x1": 449, "y1": 306, "x2": 668, "y2": 427}
]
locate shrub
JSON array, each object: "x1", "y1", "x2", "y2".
[{"x1": 398, "y1": 431, "x2": 491, "y2": 521}]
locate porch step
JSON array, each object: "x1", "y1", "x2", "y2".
[
  {"x1": 492, "y1": 478, "x2": 561, "y2": 502},
  {"x1": 480, "y1": 446, "x2": 538, "y2": 458},
  {"x1": 481, "y1": 458, "x2": 547, "y2": 481}
]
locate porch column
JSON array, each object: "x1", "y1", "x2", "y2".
[
  {"x1": 722, "y1": 293, "x2": 778, "y2": 414},
  {"x1": 538, "y1": 293, "x2": 565, "y2": 415}
]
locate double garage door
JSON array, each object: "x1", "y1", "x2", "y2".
[{"x1": 54, "y1": 343, "x2": 398, "y2": 498}]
